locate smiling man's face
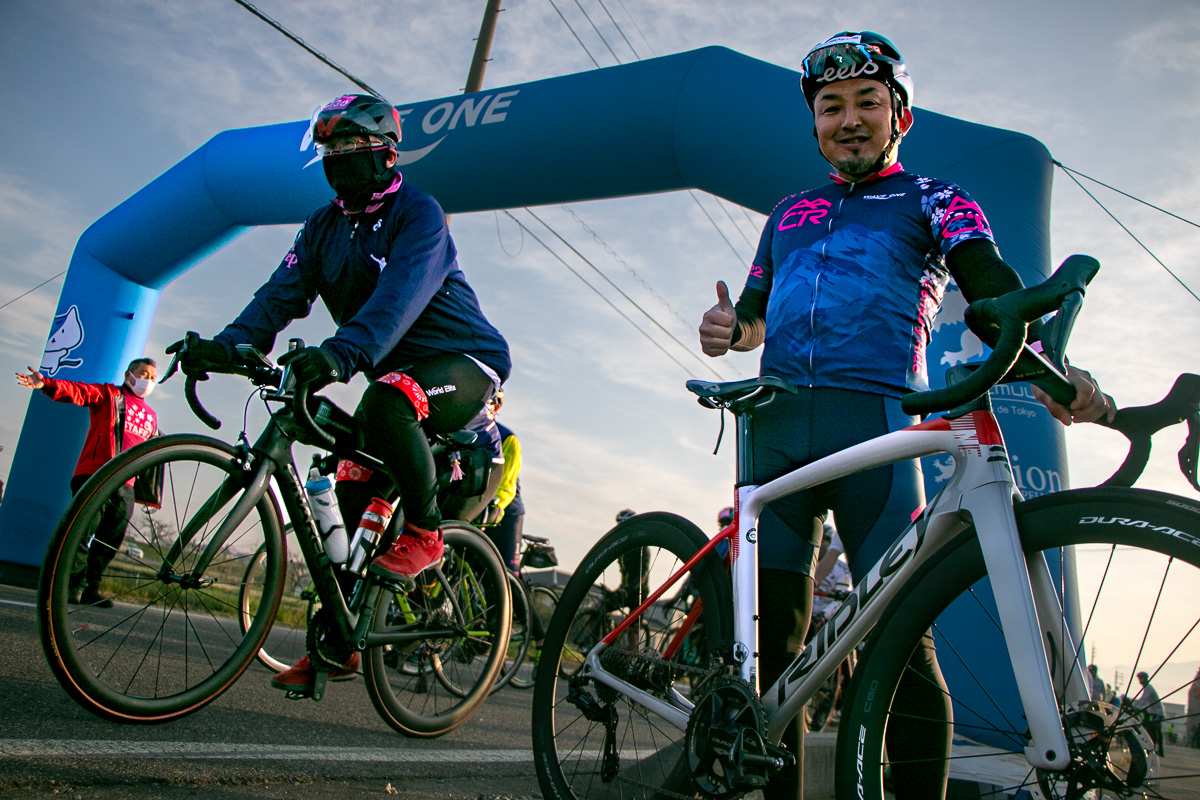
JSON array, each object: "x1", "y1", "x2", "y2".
[{"x1": 813, "y1": 78, "x2": 910, "y2": 180}]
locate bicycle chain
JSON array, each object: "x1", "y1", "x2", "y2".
[{"x1": 600, "y1": 643, "x2": 719, "y2": 680}]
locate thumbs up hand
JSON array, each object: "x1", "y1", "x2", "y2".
[{"x1": 699, "y1": 281, "x2": 737, "y2": 357}]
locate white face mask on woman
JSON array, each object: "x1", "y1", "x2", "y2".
[{"x1": 125, "y1": 373, "x2": 155, "y2": 398}]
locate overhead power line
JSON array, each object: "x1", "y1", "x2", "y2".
[
  {"x1": 503, "y1": 210, "x2": 716, "y2": 380},
  {"x1": 230, "y1": 0, "x2": 389, "y2": 102},
  {"x1": 572, "y1": 0, "x2": 622, "y2": 64},
  {"x1": 524, "y1": 207, "x2": 724, "y2": 379},
  {"x1": 546, "y1": 0, "x2": 601, "y2": 68}
]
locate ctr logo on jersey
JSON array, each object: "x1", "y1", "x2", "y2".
[
  {"x1": 779, "y1": 198, "x2": 832, "y2": 230},
  {"x1": 369, "y1": 254, "x2": 387, "y2": 271},
  {"x1": 941, "y1": 196, "x2": 992, "y2": 239}
]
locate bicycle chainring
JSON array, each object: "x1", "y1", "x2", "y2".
[
  {"x1": 1031, "y1": 700, "x2": 1160, "y2": 800},
  {"x1": 685, "y1": 675, "x2": 790, "y2": 798},
  {"x1": 306, "y1": 606, "x2": 355, "y2": 670}
]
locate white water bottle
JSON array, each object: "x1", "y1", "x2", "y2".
[{"x1": 305, "y1": 467, "x2": 348, "y2": 563}]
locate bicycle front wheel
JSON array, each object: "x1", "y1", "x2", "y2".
[
  {"x1": 508, "y1": 583, "x2": 558, "y2": 690},
  {"x1": 533, "y1": 512, "x2": 733, "y2": 800},
  {"x1": 38, "y1": 434, "x2": 286, "y2": 722},
  {"x1": 239, "y1": 524, "x2": 316, "y2": 673},
  {"x1": 363, "y1": 520, "x2": 511, "y2": 737},
  {"x1": 836, "y1": 487, "x2": 1200, "y2": 800}
]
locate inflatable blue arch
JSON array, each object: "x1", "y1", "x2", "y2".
[{"x1": 1, "y1": 46, "x2": 1068, "y2": 757}]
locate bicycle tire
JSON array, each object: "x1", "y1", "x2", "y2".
[
  {"x1": 363, "y1": 520, "x2": 511, "y2": 737},
  {"x1": 38, "y1": 434, "x2": 286, "y2": 723},
  {"x1": 532, "y1": 512, "x2": 733, "y2": 800},
  {"x1": 835, "y1": 487, "x2": 1200, "y2": 800},
  {"x1": 490, "y1": 572, "x2": 532, "y2": 693},
  {"x1": 508, "y1": 583, "x2": 558, "y2": 690},
  {"x1": 239, "y1": 524, "x2": 316, "y2": 673}
]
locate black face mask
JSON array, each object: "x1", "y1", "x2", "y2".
[{"x1": 322, "y1": 149, "x2": 396, "y2": 207}]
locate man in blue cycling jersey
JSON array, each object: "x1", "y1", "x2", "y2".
[
  {"x1": 698, "y1": 31, "x2": 1114, "y2": 800},
  {"x1": 169, "y1": 94, "x2": 510, "y2": 692}
]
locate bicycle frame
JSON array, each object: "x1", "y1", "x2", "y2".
[
  {"x1": 583, "y1": 401, "x2": 1089, "y2": 772},
  {"x1": 178, "y1": 400, "x2": 465, "y2": 657}
]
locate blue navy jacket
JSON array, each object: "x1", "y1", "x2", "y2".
[{"x1": 217, "y1": 178, "x2": 510, "y2": 383}]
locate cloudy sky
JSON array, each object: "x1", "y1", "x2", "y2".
[{"x1": 2, "y1": 0, "x2": 1199, "y2": 591}]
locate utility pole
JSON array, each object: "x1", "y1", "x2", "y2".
[
  {"x1": 465, "y1": 0, "x2": 504, "y2": 94},
  {"x1": 448, "y1": 0, "x2": 503, "y2": 225}
]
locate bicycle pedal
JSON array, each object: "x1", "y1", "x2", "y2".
[
  {"x1": 310, "y1": 670, "x2": 328, "y2": 701},
  {"x1": 283, "y1": 687, "x2": 314, "y2": 701},
  {"x1": 374, "y1": 573, "x2": 415, "y2": 593}
]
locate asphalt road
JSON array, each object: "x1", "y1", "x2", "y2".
[{"x1": 0, "y1": 583, "x2": 541, "y2": 800}]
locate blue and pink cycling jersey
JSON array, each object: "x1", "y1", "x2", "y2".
[{"x1": 747, "y1": 164, "x2": 995, "y2": 397}]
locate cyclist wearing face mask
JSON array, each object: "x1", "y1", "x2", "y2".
[
  {"x1": 15, "y1": 358, "x2": 160, "y2": 608},
  {"x1": 167, "y1": 93, "x2": 511, "y2": 691},
  {"x1": 698, "y1": 32, "x2": 1115, "y2": 800}
]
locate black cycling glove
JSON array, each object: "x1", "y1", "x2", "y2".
[
  {"x1": 279, "y1": 346, "x2": 340, "y2": 389},
  {"x1": 165, "y1": 334, "x2": 232, "y2": 377}
]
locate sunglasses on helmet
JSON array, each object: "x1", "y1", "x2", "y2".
[{"x1": 802, "y1": 41, "x2": 902, "y2": 85}]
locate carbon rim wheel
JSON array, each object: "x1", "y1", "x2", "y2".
[
  {"x1": 363, "y1": 521, "x2": 511, "y2": 737},
  {"x1": 38, "y1": 435, "x2": 285, "y2": 722},
  {"x1": 835, "y1": 488, "x2": 1200, "y2": 799}
]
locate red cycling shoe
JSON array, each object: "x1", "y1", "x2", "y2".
[
  {"x1": 270, "y1": 652, "x2": 360, "y2": 691},
  {"x1": 369, "y1": 522, "x2": 444, "y2": 580}
]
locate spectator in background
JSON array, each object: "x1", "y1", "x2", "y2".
[
  {"x1": 1134, "y1": 670, "x2": 1166, "y2": 756},
  {"x1": 15, "y1": 359, "x2": 159, "y2": 608},
  {"x1": 1088, "y1": 664, "x2": 1107, "y2": 702},
  {"x1": 1187, "y1": 666, "x2": 1200, "y2": 748}
]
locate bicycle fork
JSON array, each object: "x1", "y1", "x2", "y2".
[{"x1": 963, "y1": 481, "x2": 1076, "y2": 771}]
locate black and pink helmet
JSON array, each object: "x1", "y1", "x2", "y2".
[{"x1": 310, "y1": 94, "x2": 402, "y2": 148}]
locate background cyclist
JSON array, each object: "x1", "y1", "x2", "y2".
[
  {"x1": 169, "y1": 93, "x2": 510, "y2": 692},
  {"x1": 477, "y1": 389, "x2": 526, "y2": 574},
  {"x1": 698, "y1": 31, "x2": 1114, "y2": 800}
]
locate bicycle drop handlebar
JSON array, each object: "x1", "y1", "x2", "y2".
[
  {"x1": 899, "y1": 254, "x2": 1100, "y2": 416},
  {"x1": 162, "y1": 334, "x2": 341, "y2": 449}
]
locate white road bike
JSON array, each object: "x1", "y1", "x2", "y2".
[{"x1": 532, "y1": 255, "x2": 1200, "y2": 799}]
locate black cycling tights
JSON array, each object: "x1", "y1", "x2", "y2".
[
  {"x1": 335, "y1": 354, "x2": 494, "y2": 534},
  {"x1": 758, "y1": 569, "x2": 950, "y2": 800}
]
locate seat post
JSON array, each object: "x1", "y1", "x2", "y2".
[{"x1": 734, "y1": 405, "x2": 757, "y2": 486}]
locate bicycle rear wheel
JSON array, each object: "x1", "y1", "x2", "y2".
[
  {"x1": 836, "y1": 487, "x2": 1200, "y2": 799},
  {"x1": 508, "y1": 583, "x2": 558, "y2": 690},
  {"x1": 532, "y1": 512, "x2": 733, "y2": 800},
  {"x1": 38, "y1": 434, "x2": 285, "y2": 722},
  {"x1": 363, "y1": 520, "x2": 511, "y2": 737},
  {"x1": 239, "y1": 524, "x2": 316, "y2": 673}
]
